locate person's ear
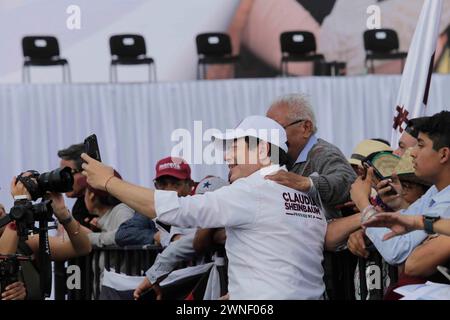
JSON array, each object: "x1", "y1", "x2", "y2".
[
  {"x1": 258, "y1": 141, "x2": 271, "y2": 165},
  {"x1": 439, "y1": 147, "x2": 450, "y2": 164},
  {"x1": 302, "y1": 120, "x2": 313, "y2": 138}
]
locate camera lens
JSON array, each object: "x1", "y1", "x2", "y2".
[{"x1": 37, "y1": 167, "x2": 74, "y2": 194}]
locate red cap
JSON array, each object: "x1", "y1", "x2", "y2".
[{"x1": 155, "y1": 157, "x2": 191, "y2": 180}]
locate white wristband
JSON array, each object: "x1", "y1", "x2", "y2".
[
  {"x1": 361, "y1": 205, "x2": 377, "y2": 224},
  {"x1": 14, "y1": 195, "x2": 29, "y2": 201}
]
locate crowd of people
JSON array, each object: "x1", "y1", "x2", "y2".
[{"x1": 0, "y1": 93, "x2": 449, "y2": 300}]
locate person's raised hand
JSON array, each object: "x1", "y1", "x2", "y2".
[
  {"x1": 134, "y1": 278, "x2": 162, "y2": 300},
  {"x1": 265, "y1": 170, "x2": 311, "y2": 192},
  {"x1": 81, "y1": 153, "x2": 114, "y2": 191},
  {"x1": 362, "y1": 212, "x2": 421, "y2": 240},
  {"x1": 10, "y1": 176, "x2": 31, "y2": 200},
  {"x1": 2, "y1": 281, "x2": 26, "y2": 300},
  {"x1": 350, "y1": 167, "x2": 374, "y2": 210},
  {"x1": 347, "y1": 229, "x2": 369, "y2": 258}
]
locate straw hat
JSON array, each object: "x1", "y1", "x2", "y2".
[{"x1": 348, "y1": 139, "x2": 392, "y2": 166}]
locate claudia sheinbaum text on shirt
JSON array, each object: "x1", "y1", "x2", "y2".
[{"x1": 154, "y1": 164, "x2": 327, "y2": 300}]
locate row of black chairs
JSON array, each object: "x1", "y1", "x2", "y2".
[
  {"x1": 21, "y1": 28, "x2": 410, "y2": 83},
  {"x1": 280, "y1": 29, "x2": 408, "y2": 76},
  {"x1": 22, "y1": 34, "x2": 157, "y2": 83}
]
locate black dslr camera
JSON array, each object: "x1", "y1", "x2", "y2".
[
  {"x1": 9, "y1": 199, "x2": 54, "y2": 241},
  {"x1": 9, "y1": 167, "x2": 74, "y2": 240},
  {"x1": 16, "y1": 167, "x2": 74, "y2": 201},
  {"x1": 0, "y1": 167, "x2": 75, "y2": 299}
]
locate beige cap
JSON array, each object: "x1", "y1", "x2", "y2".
[{"x1": 349, "y1": 140, "x2": 393, "y2": 166}]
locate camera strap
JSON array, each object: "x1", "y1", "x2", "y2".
[{"x1": 38, "y1": 219, "x2": 52, "y2": 298}]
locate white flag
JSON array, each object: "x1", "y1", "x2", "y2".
[{"x1": 391, "y1": 0, "x2": 442, "y2": 146}]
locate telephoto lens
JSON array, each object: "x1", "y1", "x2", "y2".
[{"x1": 38, "y1": 167, "x2": 74, "y2": 194}]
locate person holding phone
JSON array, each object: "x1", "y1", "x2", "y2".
[
  {"x1": 81, "y1": 116, "x2": 328, "y2": 300},
  {"x1": 350, "y1": 111, "x2": 450, "y2": 268},
  {"x1": 0, "y1": 175, "x2": 92, "y2": 300},
  {"x1": 374, "y1": 149, "x2": 431, "y2": 212},
  {"x1": 348, "y1": 143, "x2": 435, "y2": 259}
]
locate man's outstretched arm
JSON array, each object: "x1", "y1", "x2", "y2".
[{"x1": 81, "y1": 153, "x2": 157, "y2": 219}]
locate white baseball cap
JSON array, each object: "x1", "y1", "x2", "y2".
[
  {"x1": 195, "y1": 176, "x2": 229, "y2": 195},
  {"x1": 212, "y1": 115, "x2": 288, "y2": 153}
]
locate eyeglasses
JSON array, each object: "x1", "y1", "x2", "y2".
[{"x1": 283, "y1": 119, "x2": 306, "y2": 129}]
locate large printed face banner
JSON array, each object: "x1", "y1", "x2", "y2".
[
  {"x1": 228, "y1": 0, "x2": 450, "y2": 78},
  {"x1": 0, "y1": 0, "x2": 449, "y2": 83}
]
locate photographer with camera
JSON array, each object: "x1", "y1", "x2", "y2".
[
  {"x1": 0, "y1": 204, "x2": 27, "y2": 300},
  {"x1": 0, "y1": 170, "x2": 92, "y2": 299},
  {"x1": 8, "y1": 175, "x2": 92, "y2": 259}
]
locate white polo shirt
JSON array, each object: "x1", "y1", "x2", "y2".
[{"x1": 154, "y1": 164, "x2": 326, "y2": 300}]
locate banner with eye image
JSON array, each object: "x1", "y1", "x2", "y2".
[{"x1": 2, "y1": 0, "x2": 449, "y2": 82}]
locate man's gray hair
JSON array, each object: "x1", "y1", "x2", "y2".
[{"x1": 270, "y1": 94, "x2": 317, "y2": 133}]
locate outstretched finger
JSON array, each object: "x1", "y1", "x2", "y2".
[
  {"x1": 366, "y1": 167, "x2": 375, "y2": 181},
  {"x1": 80, "y1": 153, "x2": 94, "y2": 163},
  {"x1": 391, "y1": 172, "x2": 400, "y2": 184}
]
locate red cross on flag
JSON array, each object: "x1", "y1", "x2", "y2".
[{"x1": 391, "y1": 0, "x2": 443, "y2": 146}]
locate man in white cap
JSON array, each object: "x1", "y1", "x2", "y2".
[{"x1": 81, "y1": 115, "x2": 327, "y2": 299}]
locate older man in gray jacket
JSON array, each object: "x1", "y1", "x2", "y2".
[
  {"x1": 266, "y1": 93, "x2": 357, "y2": 219},
  {"x1": 267, "y1": 94, "x2": 358, "y2": 300}
]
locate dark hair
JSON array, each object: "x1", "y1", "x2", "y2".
[
  {"x1": 57, "y1": 143, "x2": 84, "y2": 171},
  {"x1": 94, "y1": 193, "x2": 121, "y2": 207},
  {"x1": 370, "y1": 138, "x2": 390, "y2": 147},
  {"x1": 244, "y1": 136, "x2": 292, "y2": 170},
  {"x1": 399, "y1": 179, "x2": 431, "y2": 196},
  {"x1": 412, "y1": 111, "x2": 450, "y2": 151},
  {"x1": 154, "y1": 176, "x2": 193, "y2": 188}
]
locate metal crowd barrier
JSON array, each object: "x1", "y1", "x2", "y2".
[
  {"x1": 358, "y1": 250, "x2": 398, "y2": 300},
  {"x1": 54, "y1": 244, "x2": 162, "y2": 300},
  {"x1": 52, "y1": 244, "x2": 400, "y2": 300}
]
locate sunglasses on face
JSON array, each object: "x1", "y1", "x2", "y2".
[{"x1": 283, "y1": 119, "x2": 306, "y2": 129}]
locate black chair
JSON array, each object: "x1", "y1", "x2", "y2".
[
  {"x1": 279, "y1": 31, "x2": 325, "y2": 76},
  {"x1": 22, "y1": 36, "x2": 71, "y2": 83},
  {"x1": 195, "y1": 33, "x2": 239, "y2": 80},
  {"x1": 364, "y1": 29, "x2": 408, "y2": 74},
  {"x1": 109, "y1": 34, "x2": 156, "y2": 82}
]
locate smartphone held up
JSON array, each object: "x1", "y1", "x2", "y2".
[{"x1": 84, "y1": 134, "x2": 102, "y2": 162}]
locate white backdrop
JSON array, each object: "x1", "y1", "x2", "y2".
[{"x1": 1, "y1": 75, "x2": 449, "y2": 208}]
